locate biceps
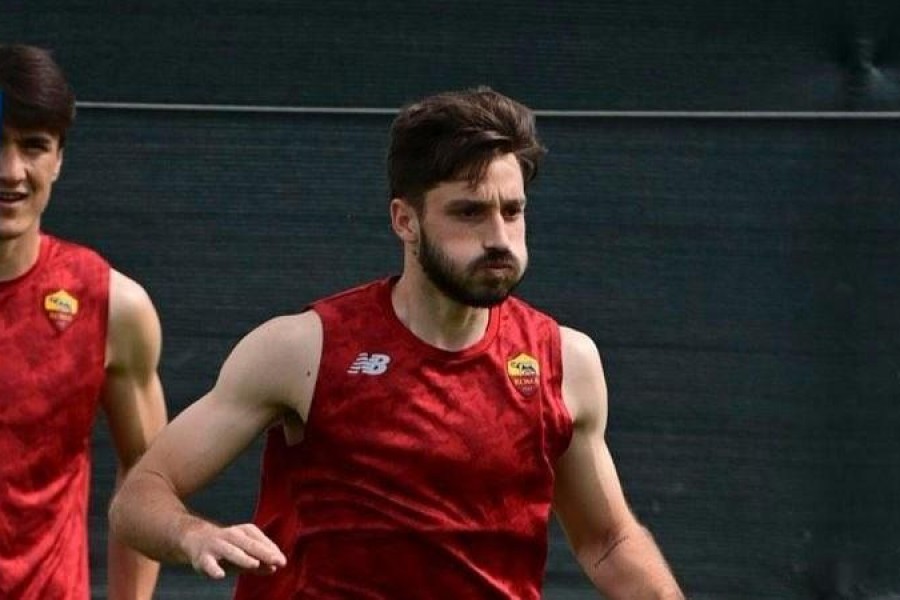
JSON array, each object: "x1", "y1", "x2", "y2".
[
  {"x1": 102, "y1": 369, "x2": 168, "y2": 469},
  {"x1": 553, "y1": 432, "x2": 634, "y2": 552},
  {"x1": 135, "y1": 389, "x2": 276, "y2": 498}
]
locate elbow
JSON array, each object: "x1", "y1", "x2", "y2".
[
  {"x1": 574, "y1": 520, "x2": 649, "y2": 573},
  {"x1": 581, "y1": 518, "x2": 637, "y2": 557},
  {"x1": 107, "y1": 482, "x2": 128, "y2": 540},
  {"x1": 108, "y1": 467, "x2": 144, "y2": 543}
]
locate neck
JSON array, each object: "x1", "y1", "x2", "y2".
[
  {"x1": 391, "y1": 273, "x2": 491, "y2": 352},
  {"x1": 0, "y1": 231, "x2": 42, "y2": 282}
]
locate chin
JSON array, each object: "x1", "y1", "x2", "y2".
[
  {"x1": 466, "y1": 283, "x2": 518, "y2": 308},
  {"x1": 0, "y1": 225, "x2": 31, "y2": 241}
]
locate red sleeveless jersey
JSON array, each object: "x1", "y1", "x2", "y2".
[
  {"x1": 0, "y1": 234, "x2": 109, "y2": 599},
  {"x1": 234, "y1": 278, "x2": 573, "y2": 599}
]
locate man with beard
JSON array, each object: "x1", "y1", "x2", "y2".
[{"x1": 110, "y1": 87, "x2": 684, "y2": 599}]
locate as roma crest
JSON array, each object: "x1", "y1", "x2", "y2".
[
  {"x1": 507, "y1": 352, "x2": 540, "y2": 396},
  {"x1": 44, "y1": 289, "x2": 79, "y2": 331}
]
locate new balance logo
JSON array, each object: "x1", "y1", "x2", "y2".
[{"x1": 347, "y1": 352, "x2": 391, "y2": 375}]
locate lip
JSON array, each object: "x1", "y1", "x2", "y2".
[
  {"x1": 479, "y1": 261, "x2": 515, "y2": 270},
  {"x1": 477, "y1": 263, "x2": 516, "y2": 277},
  {"x1": 0, "y1": 192, "x2": 28, "y2": 204}
]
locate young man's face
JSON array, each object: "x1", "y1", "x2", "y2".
[
  {"x1": 0, "y1": 124, "x2": 63, "y2": 241},
  {"x1": 416, "y1": 152, "x2": 529, "y2": 307}
]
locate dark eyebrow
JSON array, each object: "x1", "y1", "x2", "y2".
[
  {"x1": 20, "y1": 133, "x2": 55, "y2": 147},
  {"x1": 11, "y1": 131, "x2": 53, "y2": 152},
  {"x1": 445, "y1": 196, "x2": 527, "y2": 209},
  {"x1": 445, "y1": 197, "x2": 488, "y2": 210}
]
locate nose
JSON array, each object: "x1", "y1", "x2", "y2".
[
  {"x1": 482, "y1": 210, "x2": 511, "y2": 252},
  {"x1": 0, "y1": 144, "x2": 26, "y2": 184}
]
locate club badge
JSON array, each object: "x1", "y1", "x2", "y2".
[
  {"x1": 507, "y1": 352, "x2": 540, "y2": 396},
  {"x1": 44, "y1": 289, "x2": 79, "y2": 331}
]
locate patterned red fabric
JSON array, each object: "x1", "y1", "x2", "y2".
[
  {"x1": 0, "y1": 234, "x2": 109, "y2": 600},
  {"x1": 235, "y1": 278, "x2": 573, "y2": 599}
]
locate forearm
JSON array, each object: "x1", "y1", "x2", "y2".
[
  {"x1": 109, "y1": 470, "x2": 213, "y2": 566},
  {"x1": 581, "y1": 525, "x2": 684, "y2": 600},
  {"x1": 107, "y1": 533, "x2": 160, "y2": 600}
]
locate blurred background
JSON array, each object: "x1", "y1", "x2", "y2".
[{"x1": 3, "y1": 1, "x2": 900, "y2": 598}]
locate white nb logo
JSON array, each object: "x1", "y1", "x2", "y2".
[{"x1": 347, "y1": 352, "x2": 391, "y2": 375}]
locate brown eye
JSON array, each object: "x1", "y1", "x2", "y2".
[
  {"x1": 22, "y1": 140, "x2": 52, "y2": 155},
  {"x1": 502, "y1": 204, "x2": 524, "y2": 219},
  {"x1": 452, "y1": 203, "x2": 483, "y2": 219}
]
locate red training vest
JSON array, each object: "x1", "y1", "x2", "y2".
[
  {"x1": 0, "y1": 234, "x2": 109, "y2": 600},
  {"x1": 234, "y1": 278, "x2": 573, "y2": 599}
]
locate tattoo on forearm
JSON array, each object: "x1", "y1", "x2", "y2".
[{"x1": 593, "y1": 534, "x2": 630, "y2": 566}]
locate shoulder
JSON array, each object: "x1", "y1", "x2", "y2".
[
  {"x1": 243, "y1": 310, "x2": 322, "y2": 353},
  {"x1": 216, "y1": 310, "x2": 323, "y2": 418},
  {"x1": 109, "y1": 270, "x2": 159, "y2": 338},
  {"x1": 107, "y1": 270, "x2": 162, "y2": 369},
  {"x1": 110, "y1": 269, "x2": 153, "y2": 310},
  {"x1": 559, "y1": 326, "x2": 606, "y2": 391},
  {"x1": 559, "y1": 326, "x2": 608, "y2": 428},
  {"x1": 559, "y1": 326, "x2": 601, "y2": 364},
  {"x1": 221, "y1": 310, "x2": 323, "y2": 383}
]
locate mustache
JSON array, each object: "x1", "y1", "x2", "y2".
[{"x1": 471, "y1": 249, "x2": 518, "y2": 269}]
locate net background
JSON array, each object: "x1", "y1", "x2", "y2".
[{"x1": 3, "y1": 1, "x2": 900, "y2": 598}]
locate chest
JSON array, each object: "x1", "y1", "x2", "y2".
[
  {"x1": 0, "y1": 275, "x2": 107, "y2": 430},
  {"x1": 309, "y1": 348, "x2": 555, "y2": 494}
]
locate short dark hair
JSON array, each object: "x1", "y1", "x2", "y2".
[
  {"x1": 388, "y1": 86, "x2": 546, "y2": 210},
  {"x1": 0, "y1": 44, "x2": 76, "y2": 146}
]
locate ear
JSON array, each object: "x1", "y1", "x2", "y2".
[
  {"x1": 390, "y1": 197, "x2": 420, "y2": 243},
  {"x1": 52, "y1": 148, "x2": 64, "y2": 182}
]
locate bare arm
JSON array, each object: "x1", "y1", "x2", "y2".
[
  {"x1": 108, "y1": 310, "x2": 322, "y2": 579},
  {"x1": 554, "y1": 326, "x2": 683, "y2": 599},
  {"x1": 103, "y1": 270, "x2": 168, "y2": 600}
]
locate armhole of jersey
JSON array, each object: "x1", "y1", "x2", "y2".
[
  {"x1": 101, "y1": 265, "x2": 112, "y2": 367},
  {"x1": 303, "y1": 306, "x2": 327, "y2": 431},
  {"x1": 550, "y1": 322, "x2": 574, "y2": 427}
]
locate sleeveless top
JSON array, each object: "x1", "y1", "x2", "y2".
[
  {"x1": 235, "y1": 278, "x2": 573, "y2": 599},
  {"x1": 0, "y1": 234, "x2": 109, "y2": 599}
]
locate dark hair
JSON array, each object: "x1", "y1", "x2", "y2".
[
  {"x1": 388, "y1": 86, "x2": 546, "y2": 210},
  {"x1": 0, "y1": 44, "x2": 76, "y2": 146}
]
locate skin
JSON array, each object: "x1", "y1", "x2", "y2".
[
  {"x1": 109, "y1": 153, "x2": 683, "y2": 597},
  {"x1": 1, "y1": 123, "x2": 167, "y2": 599},
  {"x1": 0, "y1": 126, "x2": 60, "y2": 277}
]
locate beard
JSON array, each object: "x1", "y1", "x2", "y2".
[{"x1": 417, "y1": 228, "x2": 526, "y2": 308}]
